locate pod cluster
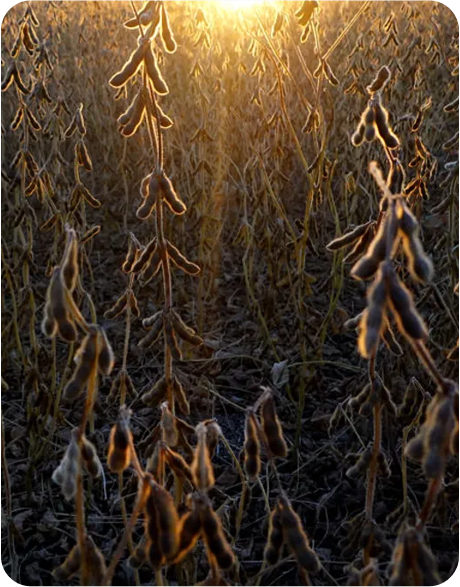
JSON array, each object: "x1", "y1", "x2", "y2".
[
  {"x1": 405, "y1": 381, "x2": 458, "y2": 478},
  {"x1": 242, "y1": 391, "x2": 287, "y2": 483},
  {"x1": 388, "y1": 527, "x2": 440, "y2": 586},
  {"x1": 263, "y1": 496, "x2": 320, "y2": 573},
  {"x1": 53, "y1": 535, "x2": 107, "y2": 586}
]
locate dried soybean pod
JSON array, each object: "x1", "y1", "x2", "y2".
[
  {"x1": 118, "y1": 88, "x2": 145, "y2": 126},
  {"x1": 351, "y1": 122, "x2": 365, "y2": 147},
  {"x1": 374, "y1": 101, "x2": 400, "y2": 149},
  {"x1": 164, "y1": 446, "x2": 193, "y2": 482},
  {"x1": 1, "y1": 64, "x2": 15, "y2": 92},
  {"x1": 140, "y1": 173, "x2": 152, "y2": 199},
  {"x1": 75, "y1": 105, "x2": 87, "y2": 135},
  {"x1": 144, "y1": 46, "x2": 169, "y2": 94},
  {"x1": 109, "y1": 41, "x2": 147, "y2": 88},
  {"x1": 98, "y1": 327, "x2": 115, "y2": 376},
  {"x1": 351, "y1": 215, "x2": 395, "y2": 280},
  {"x1": 326, "y1": 220, "x2": 373, "y2": 251},
  {"x1": 131, "y1": 237, "x2": 157, "y2": 273},
  {"x1": 401, "y1": 234, "x2": 434, "y2": 284},
  {"x1": 10, "y1": 106, "x2": 24, "y2": 131},
  {"x1": 386, "y1": 267, "x2": 428, "y2": 341},
  {"x1": 279, "y1": 497, "x2": 320, "y2": 573},
  {"x1": 191, "y1": 423, "x2": 215, "y2": 491},
  {"x1": 172, "y1": 376, "x2": 190, "y2": 416},
  {"x1": 79, "y1": 184, "x2": 101, "y2": 209},
  {"x1": 164, "y1": 317, "x2": 182, "y2": 360},
  {"x1": 141, "y1": 377, "x2": 168, "y2": 407},
  {"x1": 358, "y1": 268, "x2": 387, "y2": 358},
  {"x1": 174, "y1": 507, "x2": 202, "y2": 562},
  {"x1": 76, "y1": 140, "x2": 93, "y2": 171},
  {"x1": 343, "y1": 223, "x2": 376, "y2": 264},
  {"x1": 159, "y1": 173, "x2": 186, "y2": 215},
  {"x1": 243, "y1": 411, "x2": 260, "y2": 481},
  {"x1": 81, "y1": 225, "x2": 101, "y2": 245},
  {"x1": 80, "y1": 436, "x2": 103, "y2": 478},
  {"x1": 166, "y1": 241, "x2": 200, "y2": 274},
  {"x1": 122, "y1": 237, "x2": 139, "y2": 273},
  {"x1": 397, "y1": 198, "x2": 418, "y2": 237},
  {"x1": 120, "y1": 107, "x2": 145, "y2": 137},
  {"x1": 367, "y1": 65, "x2": 391, "y2": 93},
  {"x1": 63, "y1": 328, "x2": 99, "y2": 402},
  {"x1": 161, "y1": 401, "x2": 179, "y2": 446},
  {"x1": 25, "y1": 109, "x2": 41, "y2": 132},
  {"x1": 53, "y1": 544, "x2": 81, "y2": 581},
  {"x1": 149, "y1": 479, "x2": 179, "y2": 559},
  {"x1": 160, "y1": 3, "x2": 177, "y2": 53},
  {"x1": 107, "y1": 408, "x2": 132, "y2": 472},
  {"x1": 200, "y1": 502, "x2": 235, "y2": 570},
  {"x1": 46, "y1": 267, "x2": 78, "y2": 342},
  {"x1": 364, "y1": 124, "x2": 376, "y2": 142},
  {"x1": 264, "y1": 504, "x2": 284, "y2": 565},
  {"x1": 136, "y1": 190, "x2": 156, "y2": 220},
  {"x1": 153, "y1": 101, "x2": 174, "y2": 128},
  {"x1": 170, "y1": 310, "x2": 203, "y2": 346},
  {"x1": 139, "y1": 312, "x2": 163, "y2": 349},
  {"x1": 144, "y1": 485, "x2": 164, "y2": 568},
  {"x1": 86, "y1": 536, "x2": 107, "y2": 586},
  {"x1": 52, "y1": 431, "x2": 80, "y2": 500},
  {"x1": 261, "y1": 395, "x2": 288, "y2": 458},
  {"x1": 105, "y1": 291, "x2": 128, "y2": 319}
]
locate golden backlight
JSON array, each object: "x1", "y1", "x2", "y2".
[{"x1": 214, "y1": 0, "x2": 270, "y2": 12}]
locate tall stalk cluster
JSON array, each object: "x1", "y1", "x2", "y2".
[{"x1": 327, "y1": 66, "x2": 458, "y2": 584}]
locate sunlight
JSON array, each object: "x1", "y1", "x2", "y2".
[{"x1": 214, "y1": 0, "x2": 270, "y2": 12}]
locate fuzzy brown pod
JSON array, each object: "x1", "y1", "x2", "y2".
[
  {"x1": 141, "y1": 376, "x2": 168, "y2": 407},
  {"x1": 161, "y1": 401, "x2": 179, "y2": 446},
  {"x1": 109, "y1": 40, "x2": 148, "y2": 88},
  {"x1": 159, "y1": 173, "x2": 186, "y2": 215},
  {"x1": 351, "y1": 206, "x2": 399, "y2": 281},
  {"x1": 139, "y1": 311, "x2": 163, "y2": 349},
  {"x1": 172, "y1": 376, "x2": 190, "y2": 415},
  {"x1": 173, "y1": 505, "x2": 202, "y2": 563},
  {"x1": 144, "y1": 45, "x2": 169, "y2": 94},
  {"x1": 373, "y1": 101, "x2": 400, "y2": 149},
  {"x1": 191, "y1": 422, "x2": 215, "y2": 491},
  {"x1": 279, "y1": 496, "x2": 320, "y2": 572},
  {"x1": 164, "y1": 446, "x2": 193, "y2": 483},
  {"x1": 52, "y1": 430, "x2": 80, "y2": 500},
  {"x1": 42, "y1": 266, "x2": 77, "y2": 342},
  {"x1": 326, "y1": 220, "x2": 373, "y2": 252},
  {"x1": 367, "y1": 66, "x2": 391, "y2": 94},
  {"x1": 199, "y1": 498, "x2": 235, "y2": 570},
  {"x1": 63, "y1": 327, "x2": 99, "y2": 402},
  {"x1": 104, "y1": 291, "x2": 128, "y2": 319},
  {"x1": 385, "y1": 266, "x2": 428, "y2": 341},
  {"x1": 389, "y1": 527, "x2": 440, "y2": 586},
  {"x1": 107, "y1": 407, "x2": 132, "y2": 472},
  {"x1": 148, "y1": 478, "x2": 179, "y2": 560},
  {"x1": 261, "y1": 394, "x2": 288, "y2": 458},
  {"x1": 160, "y1": 3, "x2": 177, "y2": 53},
  {"x1": 61, "y1": 226, "x2": 78, "y2": 293},
  {"x1": 80, "y1": 435, "x2": 103, "y2": 478},
  {"x1": 243, "y1": 411, "x2": 260, "y2": 481},
  {"x1": 264, "y1": 503, "x2": 284, "y2": 565},
  {"x1": 170, "y1": 310, "x2": 203, "y2": 346},
  {"x1": 357, "y1": 266, "x2": 387, "y2": 358},
  {"x1": 166, "y1": 241, "x2": 200, "y2": 274}
]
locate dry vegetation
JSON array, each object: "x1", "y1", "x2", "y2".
[{"x1": 1, "y1": 1, "x2": 459, "y2": 585}]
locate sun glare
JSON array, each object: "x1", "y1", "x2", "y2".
[{"x1": 215, "y1": 0, "x2": 270, "y2": 12}]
